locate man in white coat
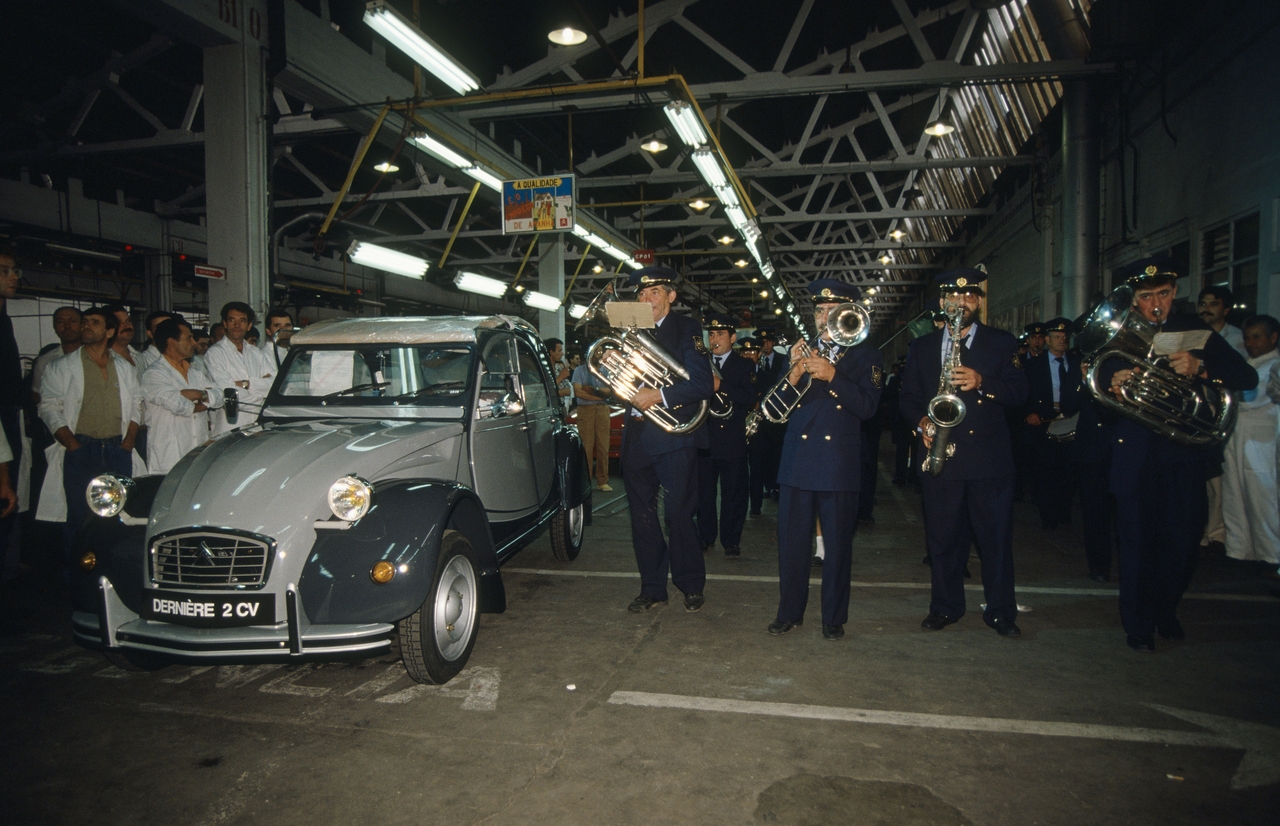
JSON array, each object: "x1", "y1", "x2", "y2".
[
  {"x1": 142, "y1": 318, "x2": 223, "y2": 475},
  {"x1": 36, "y1": 307, "x2": 146, "y2": 559},
  {"x1": 1222, "y1": 315, "x2": 1280, "y2": 569},
  {"x1": 261, "y1": 308, "x2": 294, "y2": 371},
  {"x1": 205, "y1": 301, "x2": 276, "y2": 436}
]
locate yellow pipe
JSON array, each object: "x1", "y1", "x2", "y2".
[
  {"x1": 318, "y1": 103, "x2": 391, "y2": 240},
  {"x1": 638, "y1": 0, "x2": 645, "y2": 80},
  {"x1": 438, "y1": 181, "x2": 481, "y2": 269},
  {"x1": 509, "y1": 236, "x2": 539, "y2": 292},
  {"x1": 564, "y1": 244, "x2": 592, "y2": 300}
]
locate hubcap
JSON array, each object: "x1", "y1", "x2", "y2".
[
  {"x1": 568, "y1": 504, "x2": 584, "y2": 546},
  {"x1": 433, "y1": 554, "x2": 477, "y2": 661}
]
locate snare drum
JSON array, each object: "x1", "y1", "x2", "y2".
[{"x1": 1046, "y1": 413, "x2": 1079, "y2": 442}]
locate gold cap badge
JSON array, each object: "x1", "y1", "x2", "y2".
[
  {"x1": 1145, "y1": 265, "x2": 1157, "y2": 275},
  {"x1": 956, "y1": 277, "x2": 967, "y2": 287}
]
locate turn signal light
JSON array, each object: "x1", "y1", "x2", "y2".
[
  {"x1": 80, "y1": 551, "x2": 97, "y2": 571},
  {"x1": 370, "y1": 561, "x2": 395, "y2": 584}
]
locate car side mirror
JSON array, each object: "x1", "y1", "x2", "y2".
[
  {"x1": 224, "y1": 388, "x2": 239, "y2": 424},
  {"x1": 490, "y1": 392, "x2": 524, "y2": 419}
]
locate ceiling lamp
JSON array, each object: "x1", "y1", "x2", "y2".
[
  {"x1": 523, "y1": 290, "x2": 562, "y2": 312},
  {"x1": 718, "y1": 235, "x2": 734, "y2": 246},
  {"x1": 663, "y1": 100, "x2": 708, "y2": 147},
  {"x1": 568, "y1": 304, "x2": 590, "y2": 319},
  {"x1": 734, "y1": 259, "x2": 749, "y2": 268},
  {"x1": 592, "y1": 264, "x2": 604, "y2": 274},
  {"x1": 924, "y1": 121, "x2": 955, "y2": 137},
  {"x1": 453, "y1": 271, "x2": 507, "y2": 297},
  {"x1": 774, "y1": 308, "x2": 782, "y2": 315},
  {"x1": 411, "y1": 133, "x2": 470, "y2": 168},
  {"x1": 373, "y1": 161, "x2": 399, "y2": 173},
  {"x1": 878, "y1": 254, "x2": 892, "y2": 265},
  {"x1": 759, "y1": 290, "x2": 768, "y2": 298},
  {"x1": 889, "y1": 229, "x2": 905, "y2": 240},
  {"x1": 347, "y1": 241, "x2": 429, "y2": 279},
  {"x1": 751, "y1": 277, "x2": 758, "y2": 284},
  {"x1": 363, "y1": 1, "x2": 480, "y2": 95},
  {"x1": 514, "y1": 284, "x2": 525, "y2": 292},
  {"x1": 640, "y1": 139, "x2": 668, "y2": 153},
  {"x1": 689, "y1": 199, "x2": 709, "y2": 211},
  {"x1": 547, "y1": 27, "x2": 587, "y2": 46},
  {"x1": 902, "y1": 187, "x2": 925, "y2": 200}
]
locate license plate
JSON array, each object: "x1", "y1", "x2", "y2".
[{"x1": 142, "y1": 590, "x2": 276, "y2": 627}]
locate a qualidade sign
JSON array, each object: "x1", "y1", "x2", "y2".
[
  {"x1": 194, "y1": 264, "x2": 226, "y2": 280},
  {"x1": 502, "y1": 175, "x2": 575, "y2": 234}
]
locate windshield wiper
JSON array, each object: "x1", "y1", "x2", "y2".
[
  {"x1": 323, "y1": 380, "x2": 391, "y2": 398},
  {"x1": 394, "y1": 381, "x2": 466, "y2": 400}
]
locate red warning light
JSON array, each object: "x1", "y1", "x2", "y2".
[
  {"x1": 124, "y1": 245, "x2": 133, "y2": 251},
  {"x1": 178, "y1": 254, "x2": 187, "y2": 260}
]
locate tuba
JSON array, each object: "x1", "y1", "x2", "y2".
[
  {"x1": 1078, "y1": 285, "x2": 1236, "y2": 446},
  {"x1": 921, "y1": 300, "x2": 966, "y2": 476},
  {"x1": 758, "y1": 302, "x2": 870, "y2": 424}
]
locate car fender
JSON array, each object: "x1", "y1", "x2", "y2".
[
  {"x1": 70, "y1": 474, "x2": 167, "y2": 619},
  {"x1": 556, "y1": 425, "x2": 592, "y2": 511},
  {"x1": 298, "y1": 479, "x2": 505, "y2": 626}
]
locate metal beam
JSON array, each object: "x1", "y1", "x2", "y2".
[{"x1": 575, "y1": 155, "x2": 1030, "y2": 188}]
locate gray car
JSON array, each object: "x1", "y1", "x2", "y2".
[{"x1": 70, "y1": 315, "x2": 592, "y2": 684}]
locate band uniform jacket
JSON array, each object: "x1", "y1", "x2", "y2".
[
  {"x1": 776, "y1": 341, "x2": 884, "y2": 492},
  {"x1": 623, "y1": 311, "x2": 715, "y2": 455},
  {"x1": 1022, "y1": 350, "x2": 1083, "y2": 422},
  {"x1": 899, "y1": 322, "x2": 1029, "y2": 480},
  {"x1": 1095, "y1": 315, "x2": 1257, "y2": 493},
  {"x1": 707, "y1": 350, "x2": 758, "y2": 448},
  {"x1": 1060, "y1": 367, "x2": 1117, "y2": 466},
  {"x1": 755, "y1": 349, "x2": 790, "y2": 390}
]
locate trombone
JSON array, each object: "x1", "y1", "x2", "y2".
[{"x1": 758, "y1": 302, "x2": 871, "y2": 424}]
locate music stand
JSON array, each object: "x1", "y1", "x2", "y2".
[{"x1": 604, "y1": 302, "x2": 655, "y2": 329}]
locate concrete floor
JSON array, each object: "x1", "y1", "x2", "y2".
[{"x1": 3, "y1": 453, "x2": 1279, "y2": 825}]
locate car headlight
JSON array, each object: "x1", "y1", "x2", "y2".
[
  {"x1": 87, "y1": 474, "x2": 134, "y2": 518},
  {"x1": 328, "y1": 476, "x2": 373, "y2": 521}
]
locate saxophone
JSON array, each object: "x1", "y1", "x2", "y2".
[{"x1": 921, "y1": 301, "x2": 967, "y2": 476}]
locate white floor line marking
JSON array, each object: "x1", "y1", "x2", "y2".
[
  {"x1": 161, "y1": 665, "x2": 214, "y2": 684},
  {"x1": 375, "y1": 666, "x2": 500, "y2": 710},
  {"x1": 501, "y1": 568, "x2": 1272, "y2": 602},
  {"x1": 607, "y1": 691, "x2": 1280, "y2": 790},
  {"x1": 259, "y1": 663, "x2": 331, "y2": 698},
  {"x1": 344, "y1": 663, "x2": 408, "y2": 698}
]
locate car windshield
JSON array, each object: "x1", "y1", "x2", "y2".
[{"x1": 269, "y1": 345, "x2": 475, "y2": 407}]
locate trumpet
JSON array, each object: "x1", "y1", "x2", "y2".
[
  {"x1": 758, "y1": 302, "x2": 870, "y2": 424},
  {"x1": 708, "y1": 354, "x2": 733, "y2": 419}
]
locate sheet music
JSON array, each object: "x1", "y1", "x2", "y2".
[
  {"x1": 1152, "y1": 329, "x2": 1211, "y2": 355},
  {"x1": 605, "y1": 302, "x2": 656, "y2": 329}
]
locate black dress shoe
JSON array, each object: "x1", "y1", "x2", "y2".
[
  {"x1": 1156, "y1": 618, "x2": 1185, "y2": 640},
  {"x1": 724, "y1": 546, "x2": 741, "y2": 559},
  {"x1": 767, "y1": 620, "x2": 802, "y2": 635},
  {"x1": 822, "y1": 624, "x2": 844, "y2": 640},
  {"x1": 1089, "y1": 572, "x2": 1110, "y2": 583},
  {"x1": 628, "y1": 595, "x2": 668, "y2": 613},
  {"x1": 1127, "y1": 633, "x2": 1156, "y2": 652},
  {"x1": 963, "y1": 566, "x2": 971, "y2": 579},
  {"x1": 811, "y1": 555, "x2": 824, "y2": 567},
  {"x1": 683, "y1": 592, "x2": 705, "y2": 612},
  {"x1": 921, "y1": 554, "x2": 932, "y2": 566},
  {"x1": 920, "y1": 613, "x2": 958, "y2": 631},
  {"x1": 988, "y1": 617, "x2": 1021, "y2": 637},
  {"x1": 749, "y1": 509, "x2": 762, "y2": 516},
  {"x1": 701, "y1": 541, "x2": 714, "y2": 553}
]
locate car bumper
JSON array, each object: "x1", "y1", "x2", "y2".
[{"x1": 73, "y1": 577, "x2": 394, "y2": 661}]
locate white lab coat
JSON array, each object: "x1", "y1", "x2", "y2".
[
  {"x1": 1222, "y1": 349, "x2": 1280, "y2": 563},
  {"x1": 204, "y1": 337, "x2": 277, "y2": 436},
  {"x1": 142, "y1": 356, "x2": 223, "y2": 475},
  {"x1": 35, "y1": 350, "x2": 146, "y2": 522}
]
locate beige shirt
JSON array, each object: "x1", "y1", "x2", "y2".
[{"x1": 75, "y1": 348, "x2": 123, "y2": 438}]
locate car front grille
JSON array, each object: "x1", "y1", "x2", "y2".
[{"x1": 150, "y1": 531, "x2": 272, "y2": 589}]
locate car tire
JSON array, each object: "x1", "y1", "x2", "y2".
[
  {"x1": 549, "y1": 502, "x2": 584, "y2": 562},
  {"x1": 399, "y1": 530, "x2": 479, "y2": 685},
  {"x1": 103, "y1": 648, "x2": 169, "y2": 672}
]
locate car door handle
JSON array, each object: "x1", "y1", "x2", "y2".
[{"x1": 519, "y1": 424, "x2": 531, "y2": 431}]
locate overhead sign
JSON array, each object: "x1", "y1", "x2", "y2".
[
  {"x1": 633, "y1": 249, "x2": 654, "y2": 265},
  {"x1": 194, "y1": 264, "x2": 226, "y2": 280},
  {"x1": 502, "y1": 175, "x2": 574, "y2": 234}
]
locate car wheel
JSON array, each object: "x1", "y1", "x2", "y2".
[
  {"x1": 549, "y1": 502, "x2": 584, "y2": 562},
  {"x1": 399, "y1": 531, "x2": 479, "y2": 685},
  {"x1": 103, "y1": 648, "x2": 169, "y2": 672}
]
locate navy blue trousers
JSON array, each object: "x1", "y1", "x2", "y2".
[
  {"x1": 697, "y1": 443, "x2": 749, "y2": 550},
  {"x1": 920, "y1": 475, "x2": 1017, "y2": 624},
  {"x1": 622, "y1": 428, "x2": 705, "y2": 601},
  {"x1": 1077, "y1": 461, "x2": 1114, "y2": 577},
  {"x1": 1114, "y1": 462, "x2": 1206, "y2": 636},
  {"x1": 775, "y1": 486, "x2": 858, "y2": 627}
]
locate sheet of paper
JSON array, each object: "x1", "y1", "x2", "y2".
[
  {"x1": 309, "y1": 351, "x2": 356, "y2": 396},
  {"x1": 605, "y1": 302, "x2": 655, "y2": 329},
  {"x1": 1152, "y1": 329, "x2": 1211, "y2": 356}
]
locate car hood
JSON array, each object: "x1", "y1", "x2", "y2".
[{"x1": 148, "y1": 419, "x2": 464, "y2": 542}]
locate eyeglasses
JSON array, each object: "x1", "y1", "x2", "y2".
[{"x1": 0, "y1": 266, "x2": 19, "y2": 276}]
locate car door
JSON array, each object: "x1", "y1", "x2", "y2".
[
  {"x1": 469, "y1": 333, "x2": 539, "y2": 518},
  {"x1": 515, "y1": 337, "x2": 557, "y2": 506}
]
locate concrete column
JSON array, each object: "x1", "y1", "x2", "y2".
[
  {"x1": 1060, "y1": 80, "x2": 1100, "y2": 320},
  {"x1": 537, "y1": 233, "x2": 566, "y2": 341},
  {"x1": 203, "y1": 42, "x2": 270, "y2": 319}
]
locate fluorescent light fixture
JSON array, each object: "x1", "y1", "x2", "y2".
[
  {"x1": 453, "y1": 271, "x2": 507, "y2": 297},
  {"x1": 718, "y1": 235, "x2": 734, "y2": 245},
  {"x1": 924, "y1": 121, "x2": 955, "y2": 137},
  {"x1": 774, "y1": 285, "x2": 786, "y2": 300},
  {"x1": 523, "y1": 290, "x2": 562, "y2": 312},
  {"x1": 373, "y1": 161, "x2": 399, "y2": 173},
  {"x1": 786, "y1": 303, "x2": 795, "y2": 313},
  {"x1": 761, "y1": 262, "x2": 775, "y2": 279},
  {"x1": 45, "y1": 243, "x2": 121, "y2": 261},
  {"x1": 347, "y1": 240, "x2": 429, "y2": 279},
  {"x1": 740, "y1": 219, "x2": 762, "y2": 243},
  {"x1": 691, "y1": 147, "x2": 728, "y2": 190},
  {"x1": 568, "y1": 304, "x2": 589, "y2": 319},
  {"x1": 411, "y1": 133, "x2": 471, "y2": 168},
  {"x1": 714, "y1": 184, "x2": 740, "y2": 210},
  {"x1": 547, "y1": 27, "x2": 587, "y2": 46},
  {"x1": 663, "y1": 100, "x2": 708, "y2": 147},
  {"x1": 625, "y1": 259, "x2": 642, "y2": 269},
  {"x1": 724, "y1": 205, "x2": 748, "y2": 230},
  {"x1": 363, "y1": 1, "x2": 480, "y2": 95},
  {"x1": 689, "y1": 199, "x2": 709, "y2": 210},
  {"x1": 465, "y1": 165, "x2": 504, "y2": 191},
  {"x1": 640, "y1": 139, "x2": 668, "y2": 153}
]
